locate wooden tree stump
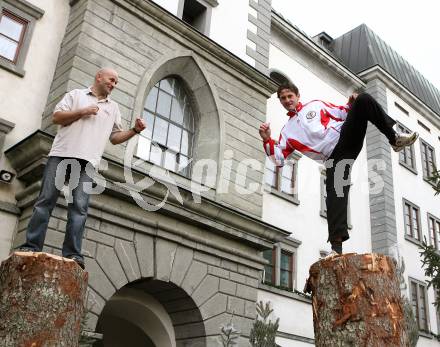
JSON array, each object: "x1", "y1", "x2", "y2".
[
  {"x1": 304, "y1": 253, "x2": 408, "y2": 347},
  {"x1": 0, "y1": 252, "x2": 88, "y2": 347}
]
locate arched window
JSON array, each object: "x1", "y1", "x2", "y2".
[{"x1": 137, "y1": 77, "x2": 195, "y2": 177}]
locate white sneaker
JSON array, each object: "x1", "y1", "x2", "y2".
[{"x1": 391, "y1": 132, "x2": 418, "y2": 152}]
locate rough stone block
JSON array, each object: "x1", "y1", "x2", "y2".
[
  {"x1": 86, "y1": 228, "x2": 115, "y2": 247},
  {"x1": 134, "y1": 232, "x2": 154, "y2": 278},
  {"x1": 244, "y1": 300, "x2": 257, "y2": 319},
  {"x1": 170, "y1": 309, "x2": 202, "y2": 325},
  {"x1": 221, "y1": 259, "x2": 238, "y2": 272},
  {"x1": 219, "y1": 279, "x2": 236, "y2": 295},
  {"x1": 194, "y1": 251, "x2": 221, "y2": 267},
  {"x1": 236, "y1": 284, "x2": 257, "y2": 301},
  {"x1": 200, "y1": 293, "x2": 227, "y2": 320},
  {"x1": 156, "y1": 238, "x2": 178, "y2": 282},
  {"x1": 86, "y1": 287, "x2": 106, "y2": 316},
  {"x1": 100, "y1": 221, "x2": 134, "y2": 241},
  {"x1": 170, "y1": 245, "x2": 194, "y2": 286},
  {"x1": 208, "y1": 265, "x2": 229, "y2": 279},
  {"x1": 96, "y1": 244, "x2": 128, "y2": 289},
  {"x1": 230, "y1": 272, "x2": 247, "y2": 285},
  {"x1": 192, "y1": 275, "x2": 219, "y2": 306},
  {"x1": 82, "y1": 239, "x2": 97, "y2": 258},
  {"x1": 227, "y1": 296, "x2": 245, "y2": 316},
  {"x1": 45, "y1": 229, "x2": 65, "y2": 248},
  {"x1": 84, "y1": 258, "x2": 115, "y2": 300},
  {"x1": 85, "y1": 216, "x2": 101, "y2": 230},
  {"x1": 203, "y1": 313, "x2": 230, "y2": 335},
  {"x1": 181, "y1": 261, "x2": 208, "y2": 295},
  {"x1": 237, "y1": 264, "x2": 260, "y2": 279},
  {"x1": 115, "y1": 239, "x2": 141, "y2": 282}
]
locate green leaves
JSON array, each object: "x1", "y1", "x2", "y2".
[
  {"x1": 427, "y1": 166, "x2": 440, "y2": 195},
  {"x1": 220, "y1": 315, "x2": 240, "y2": 347},
  {"x1": 249, "y1": 301, "x2": 280, "y2": 347},
  {"x1": 420, "y1": 240, "x2": 440, "y2": 308}
]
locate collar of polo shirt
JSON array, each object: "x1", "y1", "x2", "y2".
[{"x1": 86, "y1": 86, "x2": 110, "y2": 103}]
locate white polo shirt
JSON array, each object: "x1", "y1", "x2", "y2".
[{"x1": 49, "y1": 88, "x2": 123, "y2": 166}]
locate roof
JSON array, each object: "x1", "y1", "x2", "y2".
[{"x1": 330, "y1": 24, "x2": 440, "y2": 116}]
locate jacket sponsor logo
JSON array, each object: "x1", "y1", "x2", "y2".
[{"x1": 306, "y1": 111, "x2": 316, "y2": 119}]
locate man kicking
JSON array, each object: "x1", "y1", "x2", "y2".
[{"x1": 259, "y1": 83, "x2": 418, "y2": 255}]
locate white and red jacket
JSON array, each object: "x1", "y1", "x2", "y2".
[{"x1": 264, "y1": 100, "x2": 350, "y2": 165}]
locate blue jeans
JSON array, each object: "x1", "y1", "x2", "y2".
[{"x1": 21, "y1": 156, "x2": 93, "y2": 260}]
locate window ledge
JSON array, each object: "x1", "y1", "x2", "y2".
[
  {"x1": 266, "y1": 186, "x2": 300, "y2": 205},
  {"x1": 202, "y1": 0, "x2": 219, "y2": 7},
  {"x1": 4, "y1": 0, "x2": 44, "y2": 19},
  {"x1": 259, "y1": 283, "x2": 312, "y2": 304},
  {"x1": 131, "y1": 155, "x2": 209, "y2": 192},
  {"x1": 419, "y1": 330, "x2": 434, "y2": 339},
  {"x1": 423, "y1": 176, "x2": 438, "y2": 188},
  {"x1": 405, "y1": 235, "x2": 423, "y2": 247},
  {"x1": 0, "y1": 117, "x2": 15, "y2": 134},
  {"x1": 0, "y1": 59, "x2": 25, "y2": 77},
  {"x1": 399, "y1": 160, "x2": 418, "y2": 175}
]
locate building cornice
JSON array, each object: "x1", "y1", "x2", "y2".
[
  {"x1": 359, "y1": 65, "x2": 440, "y2": 129},
  {"x1": 0, "y1": 201, "x2": 20, "y2": 215},
  {"x1": 271, "y1": 12, "x2": 365, "y2": 89},
  {"x1": 0, "y1": 117, "x2": 15, "y2": 135},
  {"x1": 101, "y1": 0, "x2": 278, "y2": 97}
]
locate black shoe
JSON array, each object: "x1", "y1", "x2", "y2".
[
  {"x1": 67, "y1": 255, "x2": 85, "y2": 270},
  {"x1": 15, "y1": 246, "x2": 36, "y2": 253}
]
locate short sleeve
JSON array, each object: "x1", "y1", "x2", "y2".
[
  {"x1": 111, "y1": 104, "x2": 123, "y2": 135},
  {"x1": 53, "y1": 90, "x2": 75, "y2": 113}
]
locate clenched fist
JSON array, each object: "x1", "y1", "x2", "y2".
[
  {"x1": 81, "y1": 105, "x2": 99, "y2": 117},
  {"x1": 259, "y1": 122, "x2": 271, "y2": 141},
  {"x1": 133, "y1": 117, "x2": 146, "y2": 133}
]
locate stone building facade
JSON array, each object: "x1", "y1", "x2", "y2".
[{"x1": 2, "y1": 0, "x2": 290, "y2": 345}]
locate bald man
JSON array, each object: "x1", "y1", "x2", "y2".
[{"x1": 17, "y1": 68, "x2": 146, "y2": 269}]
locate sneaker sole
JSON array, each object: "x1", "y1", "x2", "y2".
[{"x1": 392, "y1": 132, "x2": 419, "y2": 152}]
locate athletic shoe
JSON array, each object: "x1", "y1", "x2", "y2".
[{"x1": 391, "y1": 132, "x2": 419, "y2": 152}]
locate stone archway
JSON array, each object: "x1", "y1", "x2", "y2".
[
  {"x1": 83, "y1": 231, "x2": 260, "y2": 347},
  {"x1": 94, "y1": 280, "x2": 206, "y2": 347}
]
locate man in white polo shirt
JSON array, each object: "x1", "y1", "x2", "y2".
[{"x1": 18, "y1": 68, "x2": 146, "y2": 269}]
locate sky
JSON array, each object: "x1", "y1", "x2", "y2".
[{"x1": 272, "y1": 0, "x2": 440, "y2": 91}]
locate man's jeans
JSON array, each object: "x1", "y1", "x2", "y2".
[{"x1": 21, "y1": 156, "x2": 93, "y2": 260}]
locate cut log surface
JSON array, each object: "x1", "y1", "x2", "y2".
[
  {"x1": 0, "y1": 252, "x2": 88, "y2": 347},
  {"x1": 305, "y1": 253, "x2": 408, "y2": 347}
]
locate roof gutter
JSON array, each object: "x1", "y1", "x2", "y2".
[{"x1": 359, "y1": 65, "x2": 440, "y2": 128}]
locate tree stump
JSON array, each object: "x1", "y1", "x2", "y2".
[
  {"x1": 304, "y1": 253, "x2": 408, "y2": 347},
  {"x1": 0, "y1": 252, "x2": 88, "y2": 347}
]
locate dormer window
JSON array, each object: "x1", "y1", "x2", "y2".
[{"x1": 179, "y1": 0, "x2": 217, "y2": 35}]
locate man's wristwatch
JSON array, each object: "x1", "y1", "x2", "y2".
[{"x1": 132, "y1": 127, "x2": 140, "y2": 134}]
